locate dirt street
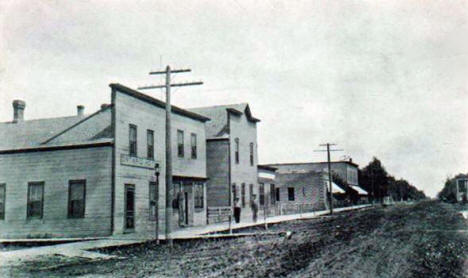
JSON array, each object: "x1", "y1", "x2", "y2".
[{"x1": 2, "y1": 201, "x2": 467, "y2": 278}]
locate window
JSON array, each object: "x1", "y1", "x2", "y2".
[
  {"x1": 129, "y1": 124, "x2": 137, "y2": 156},
  {"x1": 234, "y1": 138, "x2": 239, "y2": 164},
  {"x1": 147, "y1": 129, "x2": 154, "y2": 160},
  {"x1": 149, "y1": 182, "x2": 157, "y2": 220},
  {"x1": 249, "y1": 184, "x2": 254, "y2": 202},
  {"x1": 27, "y1": 182, "x2": 44, "y2": 219},
  {"x1": 259, "y1": 183, "x2": 265, "y2": 206},
  {"x1": 0, "y1": 184, "x2": 5, "y2": 220},
  {"x1": 241, "y1": 183, "x2": 246, "y2": 208},
  {"x1": 288, "y1": 187, "x2": 295, "y2": 201},
  {"x1": 303, "y1": 186, "x2": 306, "y2": 197},
  {"x1": 177, "y1": 130, "x2": 184, "y2": 158},
  {"x1": 68, "y1": 180, "x2": 86, "y2": 218},
  {"x1": 191, "y1": 133, "x2": 197, "y2": 159},
  {"x1": 249, "y1": 143, "x2": 254, "y2": 166},
  {"x1": 194, "y1": 183, "x2": 204, "y2": 209},
  {"x1": 275, "y1": 187, "x2": 280, "y2": 202},
  {"x1": 270, "y1": 184, "x2": 276, "y2": 204}
]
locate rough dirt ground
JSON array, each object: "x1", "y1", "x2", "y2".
[{"x1": 2, "y1": 201, "x2": 467, "y2": 278}]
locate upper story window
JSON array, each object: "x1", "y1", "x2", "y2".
[
  {"x1": 249, "y1": 143, "x2": 254, "y2": 166},
  {"x1": 191, "y1": 133, "x2": 197, "y2": 159},
  {"x1": 27, "y1": 182, "x2": 44, "y2": 219},
  {"x1": 0, "y1": 184, "x2": 5, "y2": 220},
  {"x1": 235, "y1": 138, "x2": 240, "y2": 164},
  {"x1": 147, "y1": 129, "x2": 154, "y2": 160},
  {"x1": 177, "y1": 130, "x2": 184, "y2": 158},
  {"x1": 68, "y1": 180, "x2": 86, "y2": 218},
  {"x1": 129, "y1": 124, "x2": 137, "y2": 157}
]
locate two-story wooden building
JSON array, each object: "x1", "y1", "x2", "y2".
[
  {"x1": 0, "y1": 84, "x2": 209, "y2": 239},
  {"x1": 189, "y1": 104, "x2": 260, "y2": 223}
]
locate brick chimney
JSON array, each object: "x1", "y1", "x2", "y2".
[
  {"x1": 12, "y1": 100, "x2": 25, "y2": 123},
  {"x1": 77, "y1": 105, "x2": 85, "y2": 116}
]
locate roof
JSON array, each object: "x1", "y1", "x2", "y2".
[
  {"x1": 276, "y1": 171, "x2": 323, "y2": 187},
  {"x1": 110, "y1": 83, "x2": 210, "y2": 123},
  {"x1": 0, "y1": 105, "x2": 113, "y2": 152},
  {"x1": 350, "y1": 185, "x2": 368, "y2": 195},
  {"x1": 267, "y1": 160, "x2": 359, "y2": 168},
  {"x1": 189, "y1": 103, "x2": 260, "y2": 138}
]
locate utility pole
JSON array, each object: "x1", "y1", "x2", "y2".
[
  {"x1": 139, "y1": 66, "x2": 203, "y2": 246},
  {"x1": 314, "y1": 143, "x2": 343, "y2": 214}
]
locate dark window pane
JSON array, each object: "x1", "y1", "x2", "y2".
[
  {"x1": 129, "y1": 124, "x2": 137, "y2": 156},
  {"x1": 147, "y1": 130, "x2": 154, "y2": 159},
  {"x1": 68, "y1": 181, "x2": 85, "y2": 218},
  {"x1": 191, "y1": 133, "x2": 197, "y2": 159},
  {"x1": 288, "y1": 187, "x2": 295, "y2": 201},
  {"x1": 27, "y1": 183, "x2": 44, "y2": 219},
  {"x1": 177, "y1": 130, "x2": 184, "y2": 157}
]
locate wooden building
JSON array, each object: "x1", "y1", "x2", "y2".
[
  {"x1": 0, "y1": 84, "x2": 209, "y2": 239},
  {"x1": 189, "y1": 104, "x2": 260, "y2": 223}
]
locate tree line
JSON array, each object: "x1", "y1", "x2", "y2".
[{"x1": 358, "y1": 157, "x2": 426, "y2": 202}]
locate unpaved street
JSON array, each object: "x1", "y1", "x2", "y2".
[{"x1": 2, "y1": 201, "x2": 467, "y2": 278}]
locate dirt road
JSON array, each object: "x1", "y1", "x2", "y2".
[{"x1": 2, "y1": 201, "x2": 467, "y2": 278}]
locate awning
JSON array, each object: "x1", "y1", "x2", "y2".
[
  {"x1": 350, "y1": 185, "x2": 368, "y2": 195},
  {"x1": 331, "y1": 182, "x2": 346, "y2": 194}
]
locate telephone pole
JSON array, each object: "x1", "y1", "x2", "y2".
[
  {"x1": 138, "y1": 66, "x2": 203, "y2": 245},
  {"x1": 314, "y1": 143, "x2": 343, "y2": 214}
]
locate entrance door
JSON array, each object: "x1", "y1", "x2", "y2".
[
  {"x1": 184, "y1": 192, "x2": 189, "y2": 226},
  {"x1": 125, "y1": 185, "x2": 135, "y2": 231}
]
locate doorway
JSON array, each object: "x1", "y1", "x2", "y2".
[{"x1": 125, "y1": 185, "x2": 135, "y2": 231}]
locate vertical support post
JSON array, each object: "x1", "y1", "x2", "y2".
[
  {"x1": 327, "y1": 143, "x2": 333, "y2": 215},
  {"x1": 165, "y1": 65, "x2": 173, "y2": 245}
]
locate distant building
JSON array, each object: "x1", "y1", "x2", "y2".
[
  {"x1": 189, "y1": 104, "x2": 260, "y2": 223},
  {"x1": 0, "y1": 84, "x2": 209, "y2": 239}
]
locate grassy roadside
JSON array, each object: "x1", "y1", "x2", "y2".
[{"x1": 2, "y1": 201, "x2": 467, "y2": 278}]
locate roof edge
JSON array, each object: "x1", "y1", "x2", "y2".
[{"x1": 110, "y1": 83, "x2": 210, "y2": 122}]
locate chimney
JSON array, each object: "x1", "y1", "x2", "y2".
[
  {"x1": 77, "y1": 105, "x2": 85, "y2": 116},
  {"x1": 101, "y1": 103, "x2": 110, "y2": 109},
  {"x1": 12, "y1": 100, "x2": 26, "y2": 123},
  {"x1": 349, "y1": 158, "x2": 353, "y2": 163}
]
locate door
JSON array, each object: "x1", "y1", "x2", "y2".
[
  {"x1": 184, "y1": 192, "x2": 189, "y2": 226},
  {"x1": 125, "y1": 185, "x2": 135, "y2": 231}
]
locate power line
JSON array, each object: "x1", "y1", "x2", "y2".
[
  {"x1": 314, "y1": 143, "x2": 343, "y2": 214},
  {"x1": 138, "y1": 66, "x2": 203, "y2": 246}
]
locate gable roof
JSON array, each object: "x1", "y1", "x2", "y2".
[
  {"x1": 0, "y1": 106, "x2": 113, "y2": 152},
  {"x1": 110, "y1": 83, "x2": 210, "y2": 123},
  {"x1": 189, "y1": 103, "x2": 260, "y2": 138}
]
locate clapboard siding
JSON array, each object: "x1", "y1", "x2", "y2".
[{"x1": 0, "y1": 146, "x2": 112, "y2": 238}]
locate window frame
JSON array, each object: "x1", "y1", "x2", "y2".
[
  {"x1": 191, "y1": 133, "x2": 197, "y2": 159},
  {"x1": 194, "y1": 183, "x2": 204, "y2": 210},
  {"x1": 147, "y1": 129, "x2": 154, "y2": 160},
  {"x1": 259, "y1": 183, "x2": 265, "y2": 206},
  {"x1": 27, "y1": 182, "x2": 44, "y2": 220},
  {"x1": 0, "y1": 184, "x2": 5, "y2": 220},
  {"x1": 129, "y1": 124, "x2": 137, "y2": 157},
  {"x1": 177, "y1": 129, "x2": 184, "y2": 158},
  {"x1": 68, "y1": 180, "x2": 86, "y2": 219},
  {"x1": 288, "y1": 187, "x2": 295, "y2": 201}
]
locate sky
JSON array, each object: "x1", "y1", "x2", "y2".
[{"x1": 1, "y1": 0, "x2": 467, "y2": 197}]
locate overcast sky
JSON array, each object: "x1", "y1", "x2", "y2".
[{"x1": 1, "y1": 0, "x2": 467, "y2": 197}]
